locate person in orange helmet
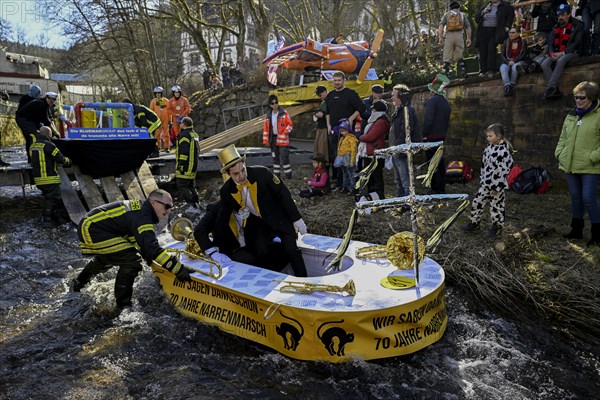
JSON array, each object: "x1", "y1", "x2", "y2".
[
  {"x1": 168, "y1": 85, "x2": 190, "y2": 147},
  {"x1": 149, "y1": 86, "x2": 171, "y2": 152}
]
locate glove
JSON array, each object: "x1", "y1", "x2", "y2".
[
  {"x1": 206, "y1": 247, "x2": 231, "y2": 263},
  {"x1": 63, "y1": 157, "x2": 72, "y2": 167},
  {"x1": 293, "y1": 218, "x2": 307, "y2": 235},
  {"x1": 211, "y1": 252, "x2": 231, "y2": 264},
  {"x1": 175, "y1": 266, "x2": 193, "y2": 282}
]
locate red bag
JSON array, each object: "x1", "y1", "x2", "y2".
[
  {"x1": 507, "y1": 164, "x2": 522, "y2": 187},
  {"x1": 445, "y1": 160, "x2": 473, "y2": 184}
]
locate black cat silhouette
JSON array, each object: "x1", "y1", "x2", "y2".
[
  {"x1": 317, "y1": 320, "x2": 355, "y2": 356},
  {"x1": 275, "y1": 311, "x2": 304, "y2": 351}
]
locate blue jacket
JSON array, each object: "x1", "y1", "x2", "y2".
[{"x1": 422, "y1": 94, "x2": 451, "y2": 142}]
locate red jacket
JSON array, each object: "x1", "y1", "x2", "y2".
[
  {"x1": 359, "y1": 116, "x2": 389, "y2": 156},
  {"x1": 263, "y1": 108, "x2": 293, "y2": 146}
]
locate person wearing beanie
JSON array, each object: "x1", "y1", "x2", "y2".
[
  {"x1": 15, "y1": 92, "x2": 59, "y2": 163},
  {"x1": 438, "y1": 0, "x2": 472, "y2": 78},
  {"x1": 361, "y1": 84, "x2": 385, "y2": 134},
  {"x1": 17, "y1": 84, "x2": 42, "y2": 112},
  {"x1": 358, "y1": 99, "x2": 390, "y2": 201}
]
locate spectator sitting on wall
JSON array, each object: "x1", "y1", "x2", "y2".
[{"x1": 541, "y1": 4, "x2": 584, "y2": 100}]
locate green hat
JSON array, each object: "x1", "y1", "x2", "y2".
[{"x1": 427, "y1": 73, "x2": 450, "y2": 95}]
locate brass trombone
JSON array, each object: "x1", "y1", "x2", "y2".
[
  {"x1": 273, "y1": 279, "x2": 356, "y2": 296},
  {"x1": 168, "y1": 217, "x2": 223, "y2": 280}
]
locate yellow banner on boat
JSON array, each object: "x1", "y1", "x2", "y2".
[{"x1": 152, "y1": 266, "x2": 447, "y2": 362}]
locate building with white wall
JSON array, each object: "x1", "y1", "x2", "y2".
[{"x1": 181, "y1": 16, "x2": 262, "y2": 76}]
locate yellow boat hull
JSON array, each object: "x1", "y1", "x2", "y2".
[{"x1": 152, "y1": 234, "x2": 447, "y2": 362}]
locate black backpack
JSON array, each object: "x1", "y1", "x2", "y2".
[{"x1": 511, "y1": 167, "x2": 551, "y2": 194}]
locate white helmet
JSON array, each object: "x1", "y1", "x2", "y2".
[
  {"x1": 153, "y1": 86, "x2": 163, "y2": 93},
  {"x1": 171, "y1": 85, "x2": 181, "y2": 92}
]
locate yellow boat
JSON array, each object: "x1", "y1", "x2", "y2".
[{"x1": 151, "y1": 233, "x2": 447, "y2": 362}]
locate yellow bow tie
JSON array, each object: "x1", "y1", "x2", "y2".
[{"x1": 236, "y1": 181, "x2": 251, "y2": 191}]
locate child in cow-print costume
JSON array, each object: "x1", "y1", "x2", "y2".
[{"x1": 462, "y1": 124, "x2": 514, "y2": 238}]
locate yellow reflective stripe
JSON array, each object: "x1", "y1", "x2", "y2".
[
  {"x1": 155, "y1": 250, "x2": 170, "y2": 265},
  {"x1": 83, "y1": 236, "x2": 130, "y2": 249},
  {"x1": 180, "y1": 137, "x2": 190, "y2": 144},
  {"x1": 80, "y1": 205, "x2": 128, "y2": 245},
  {"x1": 171, "y1": 261, "x2": 182, "y2": 274},
  {"x1": 51, "y1": 148, "x2": 59, "y2": 157},
  {"x1": 148, "y1": 119, "x2": 161, "y2": 134},
  {"x1": 179, "y1": 155, "x2": 189, "y2": 160},
  {"x1": 138, "y1": 224, "x2": 154, "y2": 235},
  {"x1": 80, "y1": 241, "x2": 136, "y2": 254},
  {"x1": 34, "y1": 176, "x2": 61, "y2": 185}
]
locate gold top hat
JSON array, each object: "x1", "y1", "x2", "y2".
[{"x1": 218, "y1": 144, "x2": 246, "y2": 174}]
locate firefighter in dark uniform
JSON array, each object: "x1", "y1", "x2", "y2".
[
  {"x1": 122, "y1": 98, "x2": 161, "y2": 136},
  {"x1": 217, "y1": 144, "x2": 308, "y2": 277},
  {"x1": 194, "y1": 200, "x2": 290, "y2": 271},
  {"x1": 15, "y1": 92, "x2": 59, "y2": 163},
  {"x1": 30, "y1": 126, "x2": 71, "y2": 222},
  {"x1": 175, "y1": 117, "x2": 200, "y2": 207},
  {"x1": 72, "y1": 189, "x2": 194, "y2": 310}
]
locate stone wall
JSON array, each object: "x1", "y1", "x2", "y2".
[
  {"x1": 187, "y1": 57, "x2": 600, "y2": 179},
  {"x1": 409, "y1": 56, "x2": 600, "y2": 177},
  {"x1": 189, "y1": 83, "x2": 271, "y2": 140}
]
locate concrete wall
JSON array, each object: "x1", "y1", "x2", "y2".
[{"x1": 409, "y1": 56, "x2": 600, "y2": 177}]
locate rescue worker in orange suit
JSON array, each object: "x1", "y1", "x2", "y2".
[
  {"x1": 217, "y1": 144, "x2": 308, "y2": 277},
  {"x1": 168, "y1": 85, "x2": 190, "y2": 147},
  {"x1": 262, "y1": 94, "x2": 294, "y2": 178},
  {"x1": 149, "y1": 86, "x2": 171, "y2": 152},
  {"x1": 72, "y1": 189, "x2": 194, "y2": 311}
]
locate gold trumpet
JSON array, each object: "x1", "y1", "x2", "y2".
[
  {"x1": 168, "y1": 217, "x2": 223, "y2": 280},
  {"x1": 273, "y1": 279, "x2": 356, "y2": 296}
]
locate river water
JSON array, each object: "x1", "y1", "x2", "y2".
[{"x1": 1, "y1": 189, "x2": 599, "y2": 400}]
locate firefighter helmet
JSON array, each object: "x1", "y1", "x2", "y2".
[
  {"x1": 171, "y1": 85, "x2": 181, "y2": 92},
  {"x1": 153, "y1": 86, "x2": 163, "y2": 93}
]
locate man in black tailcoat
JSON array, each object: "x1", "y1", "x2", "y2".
[{"x1": 217, "y1": 144, "x2": 307, "y2": 277}]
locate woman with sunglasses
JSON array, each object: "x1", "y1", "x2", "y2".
[
  {"x1": 262, "y1": 94, "x2": 294, "y2": 178},
  {"x1": 555, "y1": 81, "x2": 600, "y2": 247}
]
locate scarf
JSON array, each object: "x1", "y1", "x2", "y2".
[
  {"x1": 552, "y1": 21, "x2": 573, "y2": 52},
  {"x1": 363, "y1": 111, "x2": 387, "y2": 135},
  {"x1": 575, "y1": 100, "x2": 598, "y2": 120},
  {"x1": 506, "y1": 37, "x2": 523, "y2": 60}
]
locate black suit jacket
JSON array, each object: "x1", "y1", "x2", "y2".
[
  {"x1": 194, "y1": 201, "x2": 240, "y2": 255},
  {"x1": 219, "y1": 166, "x2": 301, "y2": 236}
]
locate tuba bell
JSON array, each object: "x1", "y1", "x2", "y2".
[
  {"x1": 167, "y1": 217, "x2": 223, "y2": 279},
  {"x1": 170, "y1": 217, "x2": 203, "y2": 255}
]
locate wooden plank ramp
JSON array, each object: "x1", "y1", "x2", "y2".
[
  {"x1": 72, "y1": 165, "x2": 105, "y2": 209},
  {"x1": 199, "y1": 103, "x2": 316, "y2": 153},
  {"x1": 58, "y1": 166, "x2": 87, "y2": 225},
  {"x1": 59, "y1": 161, "x2": 157, "y2": 225}
]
